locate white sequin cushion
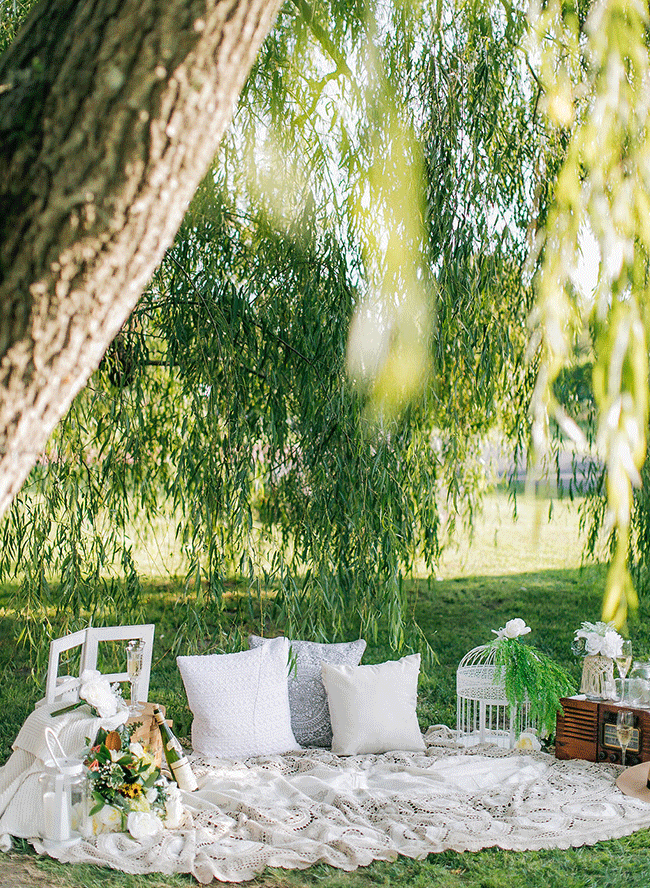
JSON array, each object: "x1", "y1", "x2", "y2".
[
  {"x1": 177, "y1": 636, "x2": 300, "y2": 758},
  {"x1": 321, "y1": 654, "x2": 426, "y2": 755},
  {"x1": 248, "y1": 636, "x2": 366, "y2": 747}
]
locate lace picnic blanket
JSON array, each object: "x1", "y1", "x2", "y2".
[{"x1": 3, "y1": 721, "x2": 650, "y2": 883}]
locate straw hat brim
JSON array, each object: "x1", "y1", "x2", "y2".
[{"x1": 616, "y1": 762, "x2": 650, "y2": 802}]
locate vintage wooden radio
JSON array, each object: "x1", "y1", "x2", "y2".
[{"x1": 555, "y1": 696, "x2": 650, "y2": 765}]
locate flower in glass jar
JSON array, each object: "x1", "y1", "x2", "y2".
[
  {"x1": 573, "y1": 621, "x2": 623, "y2": 659},
  {"x1": 492, "y1": 618, "x2": 531, "y2": 640}
]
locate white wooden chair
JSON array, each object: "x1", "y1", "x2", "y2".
[{"x1": 43, "y1": 624, "x2": 155, "y2": 705}]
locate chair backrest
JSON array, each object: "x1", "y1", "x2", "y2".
[{"x1": 45, "y1": 624, "x2": 155, "y2": 704}]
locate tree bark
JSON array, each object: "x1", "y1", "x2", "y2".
[{"x1": 0, "y1": 0, "x2": 283, "y2": 518}]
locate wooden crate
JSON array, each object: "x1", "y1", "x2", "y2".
[
  {"x1": 555, "y1": 696, "x2": 650, "y2": 765},
  {"x1": 128, "y1": 701, "x2": 168, "y2": 768}
]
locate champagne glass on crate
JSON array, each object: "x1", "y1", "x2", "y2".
[
  {"x1": 616, "y1": 710, "x2": 634, "y2": 766},
  {"x1": 126, "y1": 639, "x2": 145, "y2": 715},
  {"x1": 616, "y1": 640, "x2": 633, "y2": 701}
]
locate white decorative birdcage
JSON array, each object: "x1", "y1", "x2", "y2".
[{"x1": 456, "y1": 644, "x2": 536, "y2": 748}]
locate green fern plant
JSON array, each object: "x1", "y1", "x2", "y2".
[{"x1": 489, "y1": 636, "x2": 576, "y2": 740}]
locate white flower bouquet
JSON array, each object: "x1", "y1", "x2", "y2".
[
  {"x1": 83, "y1": 725, "x2": 186, "y2": 838},
  {"x1": 571, "y1": 621, "x2": 623, "y2": 659},
  {"x1": 52, "y1": 669, "x2": 129, "y2": 731}
]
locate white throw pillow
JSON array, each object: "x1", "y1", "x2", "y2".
[
  {"x1": 177, "y1": 636, "x2": 300, "y2": 758},
  {"x1": 321, "y1": 654, "x2": 426, "y2": 755}
]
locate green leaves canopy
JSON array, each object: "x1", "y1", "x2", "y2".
[{"x1": 4, "y1": 0, "x2": 624, "y2": 656}]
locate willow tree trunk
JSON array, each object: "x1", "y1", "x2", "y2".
[{"x1": 0, "y1": 0, "x2": 283, "y2": 518}]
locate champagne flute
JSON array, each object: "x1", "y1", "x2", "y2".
[
  {"x1": 616, "y1": 710, "x2": 634, "y2": 766},
  {"x1": 126, "y1": 639, "x2": 145, "y2": 715},
  {"x1": 616, "y1": 640, "x2": 633, "y2": 702}
]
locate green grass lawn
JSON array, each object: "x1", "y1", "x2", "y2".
[{"x1": 2, "y1": 492, "x2": 650, "y2": 887}]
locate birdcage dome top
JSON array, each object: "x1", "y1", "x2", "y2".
[
  {"x1": 456, "y1": 644, "x2": 509, "y2": 705},
  {"x1": 456, "y1": 640, "x2": 536, "y2": 746}
]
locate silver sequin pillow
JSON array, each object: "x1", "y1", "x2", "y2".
[{"x1": 248, "y1": 635, "x2": 366, "y2": 747}]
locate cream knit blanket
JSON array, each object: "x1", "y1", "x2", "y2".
[{"x1": 3, "y1": 719, "x2": 650, "y2": 882}]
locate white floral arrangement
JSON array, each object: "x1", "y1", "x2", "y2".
[
  {"x1": 82, "y1": 728, "x2": 187, "y2": 838},
  {"x1": 52, "y1": 670, "x2": 189, "y2": 838},
  {"x1": 52, "y1": 669, "x2": 129, "y2": 731},
  {"x1": 571, "y1": 621, "x2": 623, "y2": 659}
]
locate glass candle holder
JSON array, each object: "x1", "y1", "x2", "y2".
[{"x1": 39, "y1": 728, "x2": 88, "y2": 850}]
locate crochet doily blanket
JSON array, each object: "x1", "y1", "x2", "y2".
[{"x1": 4, "y1": 724, "x2": 650, "y2": 883}]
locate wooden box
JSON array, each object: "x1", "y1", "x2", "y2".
[
  {"x1": 555, "y1": 695, "x2": 650, "y2": 765},
  {"x1": 127, "y1": 701, "x2": 167, "y2": 767}
]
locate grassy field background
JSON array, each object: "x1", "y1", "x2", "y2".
[{"x1": 2, "y1": 491, "x2": 650, "y2": 887}]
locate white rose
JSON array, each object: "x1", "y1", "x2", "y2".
[
  {"x1": 98, "y1": 804, "x2": 123, "y2": 832},
  {"x1": 127, "y1": 811, "x2": 163, "y2": 840},
  {"x1": 492, "y1": 618, "x2": 531, "y2": 640},
  {"x1": 129, "y1": 741, "x2": 146, "y2": 759},
  {"x1": 79, "y1": 670, "x2": 118, "y2": 718},
  {"x1": 603, "y1": 630, "x2": 623, "y2": 659},
  {"x1": 584, "y1": 634, "x2": 603, "y2": 655},
  {"x1": 515, "y1": 731, "x2": 541, "y2": 751}
]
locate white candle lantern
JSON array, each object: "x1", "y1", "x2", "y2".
[{"x1": 39, "y1": 727, "x2": 88, "y2": 850}]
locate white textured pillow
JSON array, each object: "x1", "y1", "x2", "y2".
[
  {"x1": 321, "y1": 654, "x2": 426, "y2": 755},
  {"x1": 177, "y1": 636, "x2": 300, "y2": 758},
  {"x1": 248, "y1": 635, "x2": 366, "y2": 747}
]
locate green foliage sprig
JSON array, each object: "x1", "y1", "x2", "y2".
[{"x1": 489, "y1": 636, "x2": 575, "y2": 740}]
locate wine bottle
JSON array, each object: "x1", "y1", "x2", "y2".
[{"x1": 152, "y1": 705, "x2": 198, "y2": 792}]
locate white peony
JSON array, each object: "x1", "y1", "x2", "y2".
[
  {"x1": 79, "y1": 670, "x2": 118, "y2": 717},
  {"x1": 129, "y1": 741, "x2": 146, "y2": 759},
  {"x1": 94, "y1": 804, "x2": 123, "y2": 834},
  {"x1": 584, "y1": 633, "x2": 603, "y2": 655},
  {"x1": 127, "y1": 810, "x2": 163, "y2": 840},
  {"x1": 515, "y1": 731, "x2": 541, "y2": 751},
  {"x1": 492, "y1": 618, "x2": 531, "y2": 640},
  {"x1": 602, "y1": 629, "x2": 623, "y2": 659},
  {"x1": 78, "y1": 669, "x2": 128, "y2": 729}
]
